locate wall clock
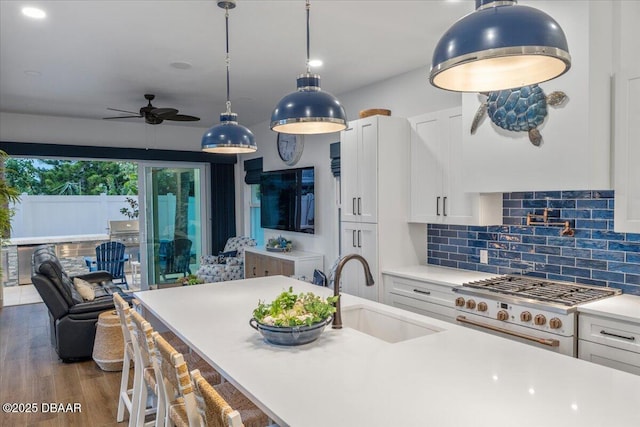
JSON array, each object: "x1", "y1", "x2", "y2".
[{"x1": 277, "y1": 133, "x2": 304, "y2": 166}]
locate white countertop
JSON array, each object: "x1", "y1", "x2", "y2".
[
  {"x1": 382, "y1": 264, "x2": 498, "y2": 287},
  {"x1": 578, "y1": 294, "x2": 640, "y2": 324},
  {"x1": 8, "y1": 234, "x2": 109, "y2": 245},
  {"x1": 135, "y1": 276, "x2": 640, "y2": 427}
]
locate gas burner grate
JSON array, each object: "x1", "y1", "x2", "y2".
[{"x1": 463, "y1": 275, "x2": 620, "y2": 306}]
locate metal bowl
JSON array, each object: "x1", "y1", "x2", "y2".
[{"x1": 249, "y1": 317, "x2": 331, "y2": 346}]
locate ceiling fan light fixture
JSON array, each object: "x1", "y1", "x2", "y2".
[
  {"x1": 429, "y1": 0, "x2": 571, "y2": 92},
  {"x1": 202, "y1": 113, "x2": 257, "y2": 154},
  {"x1": 201, "y1": 0, "x2": 257, "y2": 154},
  {"x1": 270, "y1": 0, "x2": 347, "y2": 135}
]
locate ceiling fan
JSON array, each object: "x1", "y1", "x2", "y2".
[{"x1": 103, "y1": 94, "x2": 200, "y2": 125}]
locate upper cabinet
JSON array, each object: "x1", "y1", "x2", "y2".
[
  {"x1": 408, "y1": 108, "x2": 502, "y2": 225},
  {"x1": 613, "y1": 2, "x2": 640, "y2": 233},
  {"x1": 340, "y1": 117, "x2": 380, "y2": 223},
  {"x1": 460, "y1": 1, "x2": 613, "y2": 193}
]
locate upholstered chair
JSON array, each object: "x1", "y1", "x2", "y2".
[{"x1": 195, "y1": 237, "x2": 256, "y2": 283}]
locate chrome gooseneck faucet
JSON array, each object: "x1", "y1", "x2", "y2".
[{"x1": 331, "y1": 254, "x2": 375, "y2": 329}]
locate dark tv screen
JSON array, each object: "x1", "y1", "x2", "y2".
[{"x1": 260, "y1": 167, "x2": 315, "y2": 234}]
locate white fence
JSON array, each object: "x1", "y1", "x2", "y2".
[{"x1": 10, "y1": 194, "x2": 136, "y2": 238}]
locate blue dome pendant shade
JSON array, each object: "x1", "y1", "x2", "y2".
[
  {"x1": 202, "y1": 112, "x2": 257, "y2": 154},
  {"x1": 270, "y1": 0, "x2": 347, "y2": 135},
  {"x1": 201, "y1": 0, "x2": 257, "y2": 154},
  {"x1": 271, "y1": 73, "x2": 347, "y2": 135},
  {"x1": 429, "y1": 0, "x2": 571, "y2": 92}
]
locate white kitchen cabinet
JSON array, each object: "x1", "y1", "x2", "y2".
[
  {"x1": 408, "y1": 108, "x2": 502, "y2": 225},
  {"x1": 340, "y1": 222, "x2": 378, "y2": 301},
  {"x1": 383, "y1": 273, "x2": 458, "y2": 323},
  {"x1": 578, "y1": 313, "x2": 640, "y2": 375},
  {"x1": 613, "y1": 70, "x2": 640, "y2": 233},
  {"x1": 459, "y1": 1, "x2": 612, "y2": 193},
  {"x1": 339, "y1": 115, "x2": 419, "y2": 302}
]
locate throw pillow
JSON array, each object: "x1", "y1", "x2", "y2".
[
  {"x1": 218, "y1": 250, "x2": 238, "y2": 264},
  {"x1": 74, "y1": 277, "x2": 96, "y2": 301}
]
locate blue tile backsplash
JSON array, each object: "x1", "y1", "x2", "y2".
[{"x1": 427, "y1": 190, "x2": 640, "y2": 295}]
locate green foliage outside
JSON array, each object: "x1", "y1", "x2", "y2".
[
  {"x1": 4, "y1": 159, "x2": 138, "y2": 195},
  {"x1": 1, "y1": 150, "x2": 21, "y2": 280}
]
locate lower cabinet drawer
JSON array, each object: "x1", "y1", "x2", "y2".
[
  {"x1": 383, "y1": 276, "x2": 456, "y2": 308},
  {"x1": 578, "y1": 314, "x2": 640, "y2": 354},
  {"x1": 387, "y1": 292, "x2": 455, "y2": 323},
  {"x1": 578, "y1": 340, "x2": 640, "y2": 375}
]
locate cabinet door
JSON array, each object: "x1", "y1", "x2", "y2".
[
  {"x1": 245, "y1": 251, "x2": 260, "y2": 278},
  {"x1": 442, "y1": 109, "x2": 477, "y2": 224},
  {"x1": 339, "y1": 222, "x2": 378, "y2": 301},
  {"x1": 614, "y1": 69, "x2": 640, "y2": 233},
  {"x1": 408, "y1": 111, "x2": 444, "y2": 223},
  {"x1": 357, "y1": 118, "x2": 378, "y2": 223},
  {"x1": 340, "y1": 126, "x2": 359, "y2": 223}
]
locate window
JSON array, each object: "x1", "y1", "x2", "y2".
[{"x1": 249, "y1": 184, "x2": 264, "y2": 247}]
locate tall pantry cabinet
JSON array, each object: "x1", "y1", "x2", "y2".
[{"x1": 339, "y1": 115, "x2": 419, "y2": 301}]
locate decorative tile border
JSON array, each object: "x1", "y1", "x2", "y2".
[{"x1": 427, "y1": 190, "x2": 640, "y2": 295}]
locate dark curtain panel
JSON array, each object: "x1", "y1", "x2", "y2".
[
  {"x1": 330, "y1": 142, "x2": 340, "y2": 177},
  {"x1": 244, "y1": 157, "x2": 263, "y2": 185},
  {"x1": 210, "y1": 163, "x2": 236, "y2": 254}
]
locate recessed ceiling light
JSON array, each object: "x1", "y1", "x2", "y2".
[
  {"x1": 24, "y1": 70, "x2": 42, "y2": 77},
  {"x1": 22, "y1": 6, "x2": 46, "y2": 19},
  {"x1": 308, "y1": 59, "x2": 323, "y2": 68},
  {"x1": 170, "y1": 61, "x2": 192, "y2": 70}
]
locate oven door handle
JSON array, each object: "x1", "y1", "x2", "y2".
[{"x1": 456, "y1": 316, "x2": 560, "y2": 347}]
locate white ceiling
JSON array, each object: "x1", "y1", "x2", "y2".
[{"x1": 0, "y1": 0, "x2": 472, "y2": 129}]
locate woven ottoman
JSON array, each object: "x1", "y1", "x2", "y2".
[{"x1": 93, "y1": 310, "x2": 124, "y2": 371}]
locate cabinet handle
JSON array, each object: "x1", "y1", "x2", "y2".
[
  {"x1": 357, "y1": 230, "x2": 362, "y2": 247},
  {"x1": 357, "y1": 197, "x2": 361, "y2": 215},
  {"x1": 436, "y1": 196, "x2": 441, "y2": 216},
  {"x1": 413, "y1": 289, "x2": 431, "y2": 295},
  {"x1": 352, "y1": 198, "x2": 356, "y2": 215},
  {"x1": 600, "y1": 330, "x2": 636, "y2": 341},
  {"x1": 443, "y1": 196, "x2": 447, "y2": 217},
  {"x1": 252, "y1": 266, "x2": 256, "y2": 276}
]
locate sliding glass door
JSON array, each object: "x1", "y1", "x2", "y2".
[{"x1": 138, "y1": 161, "x2": 209, "y2": 288}]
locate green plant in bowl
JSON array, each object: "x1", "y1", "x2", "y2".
[
  {"x1": 250, "y1": 287, "x2": 339, "y2": 346},
  {"x1": 253, "y1": 287, "x2": 338, "y2": 327}
]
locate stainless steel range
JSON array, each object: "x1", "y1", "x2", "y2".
[{"x1": 453, "y1": 275, "x2": 621, "y2": 356}]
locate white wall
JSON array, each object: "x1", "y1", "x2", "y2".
[
  {"x1": 0, "y1": 112, "x2": 208, "y2": 151},
  {"x1": 237, "y1": 67, "x2": 461, "y2": 270}
]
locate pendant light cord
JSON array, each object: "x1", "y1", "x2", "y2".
[
  {"x1": 225, "y1": 7, "x2": 231, "y2": 114},
  {"x1": 305, "y1": 0, "x2": 311, "y2": 74}
]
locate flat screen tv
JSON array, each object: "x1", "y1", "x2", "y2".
[{"x1": 260, "y1": 167, "x2": 315, "y2": 234}]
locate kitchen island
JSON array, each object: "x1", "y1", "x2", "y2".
[{"x1": 135, "y1": 276, "x2": 640, "y2": 427}]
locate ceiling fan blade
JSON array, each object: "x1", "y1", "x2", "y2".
[
  {"x1": 163, "y1": 114, "x2": 201, "y2": 122},
  {"x1": 107, "y1": 107, "x2": 141, "y2": 115},
  {"x1": 103, "y1": 115, "x2": 143, "y2": 120},
  {"x1": 151, "y1": 108, "x2": 179, "y2": 118}
]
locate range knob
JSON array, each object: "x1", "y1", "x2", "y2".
[
  {"x1": 477, "y1": 302, "x2": 488, "y2": 312},
  {"x1": 497, "y1": 310, "x2": 509, "y2": 321},
  {"x1": 534, "y1": 314, "x2": 547, "y2": 326},
  {"x1": 520, "y1": 311, "x2": 532, "y2": 322},
  {"x1": 549, "y1": 318, "x2": 563, "y2": 329},
  {"x1": 466, "y1": 299, "x2": 476, "y2": 310},
  {"x1": 455, "y1": 297, "x2": 465, "y2": 307}
]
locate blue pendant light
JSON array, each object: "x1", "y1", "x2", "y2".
[
  {"x1": 202, "y1": 0, "x2": 257, "y2": 154},
  {"x1": 430, "y1": 0, "x2": 571, "y2": 92},
  {"x1": 271, "y1": 0, "x2": 347, "y2": 135}
]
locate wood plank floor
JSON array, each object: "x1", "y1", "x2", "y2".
[{"x1": 0, "y1": 303, "x2": 129, "y2": 427}]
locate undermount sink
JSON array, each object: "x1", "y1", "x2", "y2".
[{"x1": 341, "y1": 305, "x2": 444, "y2": 343}]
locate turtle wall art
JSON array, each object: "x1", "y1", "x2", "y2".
[{"x1": 470, "y1": 84, "x2": 567, "y2": 147}]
